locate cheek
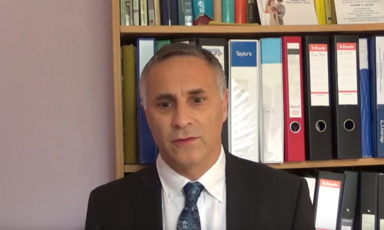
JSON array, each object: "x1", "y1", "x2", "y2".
[
  {"x1": 147, "y1": 110, "x2": 170, "y2": 135},
  {"x1": 201, "y1": 106, "x2": 224, "y2": 129}
]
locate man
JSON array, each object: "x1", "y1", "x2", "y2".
[{"x1": 85, "y1": 43, "x2": 315, "y2": 230}]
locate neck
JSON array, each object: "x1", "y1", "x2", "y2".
[
  {"x1": 163, "y1": 145, "x2": 222, "y2": 181},
  {"x1": 177, "y1": 160, "x2": 216, "y2": 181}
]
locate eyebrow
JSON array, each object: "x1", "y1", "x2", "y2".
[
  {"x1": 155, "y1": 93, "x2": 175, "y2": 101},
  {"x1": 187, "y1": 88, "x2": 206, "y2": 95},
  {"x1": 154, "y1": 88, "x2": 206, "y2": 101}
]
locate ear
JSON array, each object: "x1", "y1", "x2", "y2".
[{"x1": 222, "y1": 89, "x2": 228, "y2": 123}]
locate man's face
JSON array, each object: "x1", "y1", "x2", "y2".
[{"x1": 143, "y1": 56, "x2": 228, "y2": 168}]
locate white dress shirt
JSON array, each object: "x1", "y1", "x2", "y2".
[{"x1": 156, "y1": 145, "x2": 226, "y2": 230}]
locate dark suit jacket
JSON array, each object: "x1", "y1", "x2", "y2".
[{"x1": 85, "y1": 150, "x2": 315, "y2": 230}]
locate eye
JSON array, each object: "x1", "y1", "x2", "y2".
[
  {"x1": 193, "y1": 97, "x2": 205, "y2": 104},
  {"x1": 158, "y1": 101, "x2": 173, "y2": 109}
]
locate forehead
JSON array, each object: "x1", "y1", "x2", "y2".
[{"x1": 145, "y1": 56, "x2": 218, "y2": 95}]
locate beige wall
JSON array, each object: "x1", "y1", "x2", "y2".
[{"x1": 0, "y1": 0, "x2": 116, "y2": 229}]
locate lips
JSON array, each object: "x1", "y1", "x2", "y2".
[{"x1": 172, "y1": 137, "x2": 198, "y2": 145}]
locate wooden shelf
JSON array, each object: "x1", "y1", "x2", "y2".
[
  {"x1": 124, "y1": 158, "x2": 384, "y2": 173},
  {"x1": 120, "y1": 23, "x2": 384, "y2": 35},
  {"x1": 269, "y1": 158, "x2": 384, "y2": 169}
]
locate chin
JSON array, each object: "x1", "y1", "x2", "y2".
[
  {"x1": 174, "y1": 148, "x2": 202, "y2": 165},
  {"x1": 178, "y1": 158, "x2": 201, "y2": 168}
]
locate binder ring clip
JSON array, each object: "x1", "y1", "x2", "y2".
[
  {"x1": 315, "y1": 120, "x2": 327, "y2": 133},
  {"x1": 343, "y1": 119, "x2": 355, "y2": 131},
  {"x1": 290, "y1": 121, "x2": 301, "y2": 133}
]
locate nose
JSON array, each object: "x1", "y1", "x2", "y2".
[{"x1": 171, "y1": 103, "x2": 193, "y2": 129}]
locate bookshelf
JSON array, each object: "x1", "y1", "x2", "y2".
[
  {"x1": 124, "y1": 158, "x2": 384, "y2": 172},
  {"x1": 111, "y1": 0, "x2": 384, "y2": 179},
  {"x1": 120, "y1": 23, "x2": 384, "y2": 35}
]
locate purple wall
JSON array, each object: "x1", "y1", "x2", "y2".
[{"x1": 0, "y1": 0, "x2": 115, "y2": 229}]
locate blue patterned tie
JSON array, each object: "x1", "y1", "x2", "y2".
[{"x1": 177, "y1": 181, "x2": 205, "y2": 230}]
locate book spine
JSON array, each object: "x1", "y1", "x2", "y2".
[
  {"x1": 147, "y1": 0, "x2": 155, "y2": 25},
  {"x1": 222, "y1": 0, "x2": 235, "y2": 22},
  {"x1": 192, "y1": 0, "x2": 214, "y2": 20},
  {"x1": 184, "y1": 0, "x2": 193, "y2": 25},
  {"x1": 169, "y1": 0, "x2": 179, "y2": 25},
  {"x1": 154, "y1": 0, "x2": 161, "y2": 25},
  {"x1": 178, "y1": 0, "x2": 185, "y2": 25},
  {"x1": 247, "y1": 0, "x2": 257, "y2": 23},
  {"x1": 235, "y1": 0, "x2": 247, "y2": 23},
  {"x1": 140, "y1": 0, "x2": 148, "y2": 25},
  {"x1": 120, "y1": 0, "x2": 126, "y2": 25},
  {"x1": 133, "y1": 0, "x2": 140, "y2": 25}
]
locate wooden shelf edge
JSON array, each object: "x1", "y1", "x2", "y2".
[
  {"x1": 112, "y1": 0, "x2": 125, "y2": 179},
  {"x1": 124, "y1": 158, "x2": 384, "y2": 173},
  {"x1": 270, "y1": 158, "x2": 384, "y2": 169},
  {"x1": 120, "y1": 23, "x2": 384, "y2": 35}
]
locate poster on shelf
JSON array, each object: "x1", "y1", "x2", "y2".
[
  {"x1": 334, "y1": 0, "x2": 384, "y2": 24},
  {"x1": 257, "y1": 0, "x2": 318, "y2": 26}
]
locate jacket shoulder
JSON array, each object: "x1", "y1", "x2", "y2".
[
  {"x1": 226, "y1": 154, "x2": 315, "y2": 229},
  {"x1": 230, "y1": 154, "x2": 305, "y2": 191},
  {"x1": 85, "y1": 166, "x2": 158, "y2": 229},
  {"x1": 89, "y1": 165, "x2": 156, "y2": 201}
]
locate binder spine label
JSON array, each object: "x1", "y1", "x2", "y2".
[
  {"x1": 341, "y1": 218, "x2": 353, "y2": 229},
  {"x1": 202, "y1": 45, "x2": 225, "y2": 70},
  {"x1": 375, "y1": 37, "x2": 384, "y2": 153},
  {"x1": 287, "y1": 43, "x2": 302, "y2": 118},
  {"x1": 309, "y1": 44, "x2": 329, "y2": 106},
  {"x1": 359, "y1": 39, "x2": 369, "y2": 70},
  {"x1": 231, "y1": 42, "x2": 256, "y2": 66},
  {"x1": 375, "y1": 38, "x2": 384, "y2": 105},
  {"x1": 362, "y1": 214, "x2": 375, "y2": 229},
  {"x1": 336, "y1": 42, "x2": 358, "y2": 105},
  {"x1": 315, "y1": 179, "x2": 341, "y2": 229}
]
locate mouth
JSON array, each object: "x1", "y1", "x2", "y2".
[{"x1": 172, "y1": 137, "x2": 199, "y2": 145}]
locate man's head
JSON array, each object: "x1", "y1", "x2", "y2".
[{"x1": 139, "y1": 43, "x2": 228, "y2": 178}]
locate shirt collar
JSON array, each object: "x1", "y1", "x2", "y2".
[{"x1": 156, "y1": 145, "x2": 226, "y2": 203}]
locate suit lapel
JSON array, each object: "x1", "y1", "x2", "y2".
[
  {"x1": 225, "y1": 151, "x2": 269, "y2": 230},
  {"x1": 131, "y1": 150, "x2": 271, "y2": 230},
  {"x1": 133, "y1": 166, "x2": 163, "y2": 230}
]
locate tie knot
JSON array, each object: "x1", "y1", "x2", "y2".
[{"x1": 183, "y1": 181, "x2": 204, "y2": 205}]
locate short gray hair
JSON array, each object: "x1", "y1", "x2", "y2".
[{"x1": 139, "y1": 42, "x2": 227, "y2": 109}]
